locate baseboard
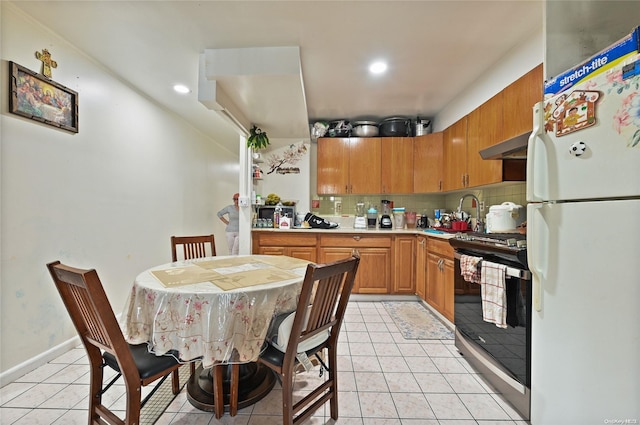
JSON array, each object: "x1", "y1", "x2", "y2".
[
  {"x1": 350, "y1": 294, "x2": 420, "y2": 302},
  {"x1": 0, "y1": 335, "x2": 81, "y2": 387}
]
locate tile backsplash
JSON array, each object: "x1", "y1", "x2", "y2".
[{"x1": 311, "y1": 182, "x2": 526, "y2": 222}]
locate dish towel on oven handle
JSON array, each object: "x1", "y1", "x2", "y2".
[
  {"x1": 480, "y1": 261, "x2": 508, "y2": 329},
  {"x1": 460, "y1": 254, "x2": 482, "y2": 283}
]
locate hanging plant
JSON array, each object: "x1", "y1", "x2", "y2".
[{"x1": 247, "y1": 125, "x2": 270, "y2": 150}]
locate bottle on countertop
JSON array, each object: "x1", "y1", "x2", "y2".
[{"x1": 273, "y1": 205, "x2": 282, "y2": 228}]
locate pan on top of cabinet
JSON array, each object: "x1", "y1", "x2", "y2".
[{"x1": 352, "y1": 121, "x2": 379, "y2": 137}]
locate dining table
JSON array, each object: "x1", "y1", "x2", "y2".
[{"x1": 120, "y1": 254, "x2": 311, "y2": 413}]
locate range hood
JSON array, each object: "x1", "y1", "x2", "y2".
[{"x1": 479, "y1": 132, "x2": 530, "y2": 159}]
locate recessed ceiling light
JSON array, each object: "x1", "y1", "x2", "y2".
[
  {"x1": 369, "y1": 61, "x2": 388, "y2": 74},
  {"x1": 173, "y1": 84, "x2": 191, "y2": 94}
]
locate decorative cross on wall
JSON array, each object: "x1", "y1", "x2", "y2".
[{"x1": 35, "y1": 49, "x2": 57, "y2": 78}]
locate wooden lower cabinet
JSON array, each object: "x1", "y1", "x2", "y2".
[
  {"x1": 442, "y1": 258, "x2": 455, "y2": 322},
  {"x1": 251, "y1": 231, "x2": 455, "y2": 310},
  {"x1": 319, "y1": 235, "x2": 391, "y2": 294},
  {"x1": 393, "y1": 236, "x2": 415, "y2": 294},
  {"x1": 251, "y1": 232, "x2": 317, "y2": 262},
  {"x1": 415, "y1": 235, "x2": 428, "y2": 300},
  {"x1": 426, "y1": 237, "x2": 455, "y2": 322}
]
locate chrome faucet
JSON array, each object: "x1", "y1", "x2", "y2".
[{"x1": 458, "y1": 194, "x2": 485, "y2": 233}]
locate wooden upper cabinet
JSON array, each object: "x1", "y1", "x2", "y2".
[
  {"x1": 381, "y1": 137, "x2": 413, "y2": 194},
  {"x1": 414, "y1": 132, "x2": 443, "y2": 193},
  {"x1": 349, "y1": 137, "x2": 381, "y2": 194},
  {"x1": 317, "y1": 137, "x2": 350, "y2": 194},
  {"x1": 317, "y1": 137, "x2": 381, "y2": 194},
  {"x1": 467, "y1": 92, "x2": 505, "y2": 187},
  {"x1": 442, "y1": 116, "x2": 468, "y2": 191},
  {"x1": 502, "y1": 63, "x2": 544, "y2": 140}
]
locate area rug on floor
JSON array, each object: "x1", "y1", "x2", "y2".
[
  {"x1": 382, "y1": 301, "x2": 454, "y2": 340},
  {"x1": 140, "y1": 363, "x2": 190, "y2": 424}
]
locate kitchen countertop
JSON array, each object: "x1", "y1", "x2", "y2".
[{"x1": 252, "y1": 227, "x2": 455, "y2": 240}]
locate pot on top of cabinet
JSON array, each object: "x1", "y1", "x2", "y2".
[
  {"x1": 413, "y1": 117, "x2": 432, "y2": 136},
  {"x1": 378, "y1": 117, "x2": 411, "y2": 137},
  {"x1": 351, "y1": 121, "x2": 379, "y2": 137}
]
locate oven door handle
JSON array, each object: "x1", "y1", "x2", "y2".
[{"x1": 454, "y1": 252, "x2": 531, "y2": 280}]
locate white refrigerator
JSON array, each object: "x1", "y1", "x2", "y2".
[{"x1": 527, "y1": 53, "x2": 640, "y2": 422}]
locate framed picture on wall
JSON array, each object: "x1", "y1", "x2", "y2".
[{"x1": 9, "y1": 61, "x2": 78, "y2": 133}]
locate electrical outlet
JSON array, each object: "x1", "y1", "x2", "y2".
[
  {"x1": 334, "y1": 201, "x2": 342, "y2": 214},
  {"x1": 238, "y1": 196, "x2": 250, "y2": 207},
  {"x1": 479, "y1": 201, "x2": 485, "y2": 211}
]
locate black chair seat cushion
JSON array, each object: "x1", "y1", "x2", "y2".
[
  {"x1": 260, "y1": 341, "x2": 325, "y2": 368},
  {"x1": 103, "y1": 344, "x2": 180, "y2": 380}
]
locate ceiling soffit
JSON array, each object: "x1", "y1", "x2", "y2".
[{"x1": 198, "y1": 46, "x2": 310, "y2": 140}]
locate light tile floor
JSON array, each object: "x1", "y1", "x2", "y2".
[{"x1": 0, "y1": 301, "x2": 528, "y2": 425}]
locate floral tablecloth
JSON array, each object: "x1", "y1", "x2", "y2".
[{"x1": 121, "y1": 255, "x2": 310, "y2": 368}]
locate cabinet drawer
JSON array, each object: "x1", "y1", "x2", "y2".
[
  {"x1": 257, "y1": 233, "x2": 317, "y2": 246},
  {"x1": 427, "y1": 237, "x2": 454, "y2": 258},
  {"x1": 319, "y1": 234, "x2": 391, "y2": 248}
]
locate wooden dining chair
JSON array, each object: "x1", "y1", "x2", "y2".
[
  {"x1": 170, "y1": 234, "x2": 216, "y2": 262},
  {"x1": 170, "y1": 234, "x2": 235, "y2": 418},
  {"x1": 258, "y1": 254, "x2": 360, "y2": 425},
  {"x1": 47, "y1": 261, "x2": 181, "y2": 425},
  {"x1": 171, "y1": 234, "x2": 216, "y2": 374}
]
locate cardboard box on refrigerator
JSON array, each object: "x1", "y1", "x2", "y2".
[{"x1": 544, "y1": 26, "x2": 640, "y2": 97}]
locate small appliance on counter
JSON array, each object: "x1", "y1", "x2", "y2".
[
  {"x1": 417, "y1": 211, "x2": 429, "y2": 228},
  {"x1": 380, "y1": 200, "x2": 393, "y2": 228},
  {"x1": 485, "y1": 202, "x2": 525, "y2": 233},
  {"x1": 379, "y1": 215, "x2": 393, "y2": 228},
  {"x1": 367, "y1": 205, "x2": 378, "y2": 229},
  {"x1": 353, "y1": 202, "x2": 367, "y2": 229}
]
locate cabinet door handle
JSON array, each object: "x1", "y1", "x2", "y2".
[
  {"x1": 353, "y1": 236, "x2": 361, "y2": 241},
  {"x1": 461, "y1": 175, "x2": 465, "y2": 187}
]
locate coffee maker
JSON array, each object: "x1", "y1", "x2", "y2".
[{"x1": 380, "y1": 200, "x2": 393, "y2": 229}]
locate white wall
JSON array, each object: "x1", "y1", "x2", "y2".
[
  {"x1": 254, "y1": 140, "x2": 311, "y2": 214},
  {"x1": 0, "y1": 4, "x2": 238, "y2": 381},
  {"x1": 434, "y1": 27, "x2": 544, "y2": 131}
]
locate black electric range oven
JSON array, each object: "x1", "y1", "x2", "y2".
[{"x1": 449, "y1": 232, "x2": 531, "y2": 420}]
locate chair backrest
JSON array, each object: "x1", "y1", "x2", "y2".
[
  {"x1": 283, "y1": 255, "x2": 360, "y2": 362},
  {"x1": 47, "y1": 261, "x2": 137, "y2": 376},
  {"x1": 171, "y1": 234, "x2": 216, "y2": 262}
]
